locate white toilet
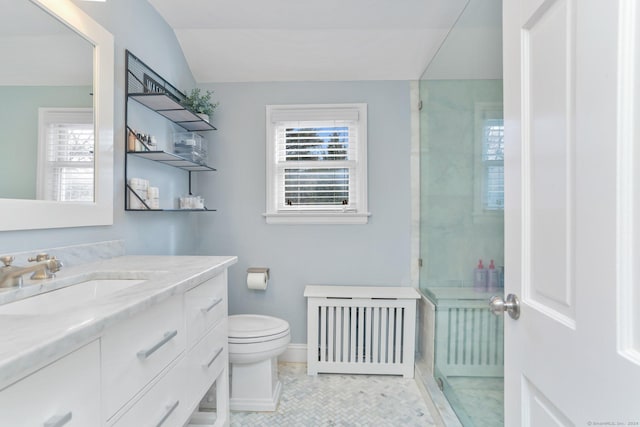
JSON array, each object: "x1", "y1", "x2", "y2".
[{"x1": 228, "y1": 314, "x2": 290, "y2": 411}]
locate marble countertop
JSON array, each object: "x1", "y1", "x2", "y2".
[{"x1": 0, "y1": 255, "x2": 237, "y2": 390}]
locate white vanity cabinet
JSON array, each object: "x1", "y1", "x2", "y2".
[
  {"x1": 109, "y1": 271, "x2": 230, "y2": 427},
  {"x1": 0, "y1": 340, "x2": 100, "y2": 427},
  {"x1": 103, "y1": 295, "x2": 185, "y2": 419},
  {"x1": 182, "y1": 271, "x2": 229, "y2": 417},
  {"x1": 184, "y1": 321, "x2": 228, "y2": 408},
  {"x1": 0, "y1": 256, "x2": 235, "y2": 427},
  {"x1": 110, "y1": 357, "x2": 188, "y2": 426},
  {"x1": 185, "y1": 271, "x2": 227, "y2": 347}
]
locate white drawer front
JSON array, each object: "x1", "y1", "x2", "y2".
[
  {"x1": 185, "y1": 271, "x2": 227, "y2": 348},
  {"x1": 111, "y1": 357, "x2": 187, "y2": 427},
  {"x1": 183, "y1": 319, "x2": 228, "y2": 411},
  {"x1": 0, "y1": 341, "x2": 100, "y2": 427},
  {"x1": 102, "y1": 295, "x2": 185, "y2": 418}
]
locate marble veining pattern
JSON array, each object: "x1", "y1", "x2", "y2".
[
  {"x1": 1, "y1": 240, "x2": 125, "y2": 268},
  {"x1": 0, "y1": 255, "x2": 237, "y2": 390},
  {"x1": 229, "y1": 363, "x2": 435, "y2": 427},
  {"x1": 446, "y1": 376, "x2": 503, "y2": 427}
]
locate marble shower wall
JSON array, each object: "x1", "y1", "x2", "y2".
[{"x1": 419, "y1": 79, "x2": 504, "y2": 289}]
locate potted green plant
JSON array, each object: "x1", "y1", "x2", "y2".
[{"x1": 181, "y1": 88, "x2": 219, "y2": 122}]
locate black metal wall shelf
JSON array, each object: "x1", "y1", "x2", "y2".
[
  {"x1": 128, "y1": 151, "x2": 216, "y2": 172},
  {"x1": 125, "y1": 49, "x2": 217, "y2": 212},
  {"x1": 126, "y1": 50, "x2": 216, "y2": 132},
  {"x1": 127, "y1": 209, "x2": 216, "y2": 212},
  {"x1": 126, "y1": 207, "x2": 216, "y2": 212},
  {"x1": 128, "y1": 93, "x2": 216, "y2": 132},
  {"x1": 125, "y1": 180, "x2": 217, "y2": 212}
]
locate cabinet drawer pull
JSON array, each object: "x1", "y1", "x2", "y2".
[
  {"x1": 137, "y1": 330, "x2": 178, "y2": 360},
  {"x1": 201, "y1": 297, "x2": 223, "y2": 313},
  {"x1": 44, "y1": 412, "x2": 72, "y2": 427},
  {"x1": 155, "y1": 400, "x2": 179, "y2": 427},
  {"x1": 203, "y1": 346, "x2": 224, "y2": 369}
]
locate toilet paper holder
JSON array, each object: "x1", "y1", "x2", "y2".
[{"x1": 247, "y1": 267, "x2": 269, "y2": 280}]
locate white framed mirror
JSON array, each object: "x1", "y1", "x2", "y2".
[{"x1": 0, "y1": 0, "x2": 114, "y2": 231}]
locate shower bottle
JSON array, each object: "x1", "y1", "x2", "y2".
[
  {"x1": 473, "y1": 259, "x2": 488, "y2": 291},
  {"x1": 487, "y1": 259, "x2": 499, "y2": 291}
]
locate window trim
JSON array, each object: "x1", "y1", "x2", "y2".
[{"x1": 264, "y1": 103, "x2": 370, "y2": 224}]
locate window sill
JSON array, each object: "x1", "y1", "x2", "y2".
[{"x1": 263, "y1": 212, "x2": 371, "y2": 225}]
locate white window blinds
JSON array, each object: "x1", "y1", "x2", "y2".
[
  {"x1": 266, "y1": 104, "x2": 368, "y2": 224},
  {"x1": 276, "y1": 120, "x2": 357, "y2": 209},
  {"x1": 482, "y1": 118, "x2": 504, "y2": 210},
  {"x1": 37, "y1": 108, "x2": 94, "y2": 202}
]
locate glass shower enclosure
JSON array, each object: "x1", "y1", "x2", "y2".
[{"x1": 418, "y1": 0, "x2": 504, "y2": 425}]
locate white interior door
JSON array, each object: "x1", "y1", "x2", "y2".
[{"x1": 503, "y1": 0, "x2": 640, "y2": 425}]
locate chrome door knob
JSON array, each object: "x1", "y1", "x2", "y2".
[{"x1": 489, "y1": 293, "x2": 520, "y2": 320}]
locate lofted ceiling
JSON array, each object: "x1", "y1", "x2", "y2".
[{"x1": 147, "y1": 0, "x2": 470, "y2": 83}]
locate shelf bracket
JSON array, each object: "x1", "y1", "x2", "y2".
[{"x1": 126, "y1": 183, "x2": 152, "y2": 210}]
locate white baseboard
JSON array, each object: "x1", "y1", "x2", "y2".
[{"x1": 279, "y1": 343, "x2": 306, "y2": 363}]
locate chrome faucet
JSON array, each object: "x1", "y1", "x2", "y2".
[{"x1": 0, "y1": 254, "x2": 63, "y2": 288}]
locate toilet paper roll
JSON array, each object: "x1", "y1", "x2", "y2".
[{"x1": 247, "y1": 272, "x2": 268, "y2": 290}]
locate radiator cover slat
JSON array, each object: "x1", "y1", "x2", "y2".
[{"x1": 436, "y1": 303, "x2": 504, "y2": 377}]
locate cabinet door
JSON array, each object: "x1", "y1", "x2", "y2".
[{"x1": 0, "y1": 341, "x2": 100, "y2": 427}]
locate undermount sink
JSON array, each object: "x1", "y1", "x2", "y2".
[{"x1": 0, "y1": 278, "x2": 146, "y2": 316}]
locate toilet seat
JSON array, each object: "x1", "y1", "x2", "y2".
[{"x1": 228, "y1": 314, "x2": 290, "y2": 344}]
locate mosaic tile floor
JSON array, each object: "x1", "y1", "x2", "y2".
[
  {"x1": 446, "y1": 376, "x2": 503, "y2": 427},
  {"x1": 229, "y1": 363, "x2": 436, "y2": 427}
]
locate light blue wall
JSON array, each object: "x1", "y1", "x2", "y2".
[
  {"x1": 0, "y1": 0, "x2": 199, "y2": 255},
  {"x1": 0, "y1": 3, "x2": 414, "y2": 346},
  {"x1": 0, "y1": 86, "x2": 91, "y2": 199},
  {"x1": 194, "y1": 81, "x2": 413, "y2": 343}
]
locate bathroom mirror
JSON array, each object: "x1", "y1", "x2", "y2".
[{"x1": 0, "y1": 0, "x2": 114, "y2": 231}]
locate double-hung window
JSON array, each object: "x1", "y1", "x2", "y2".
[{"x1": 265, "y1": 104, "x2": 369, "y2": 224}]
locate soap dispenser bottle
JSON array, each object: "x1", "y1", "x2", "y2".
[
  {"x1": 473, "y1": 259, "x2": 487, "y2": 291},
  {"x1": 487, "y1": 259, "x2": 499, "y2": 291}
]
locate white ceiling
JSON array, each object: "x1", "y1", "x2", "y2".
[
  {"x1": 147, "y1": 0, "x2": 470, "y2": 83},
  {"x1": 0, "y1": 0, "x2": 93, "y2": 85}
]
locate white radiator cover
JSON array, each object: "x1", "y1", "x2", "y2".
[{"x1": 304, "y1": 285, "x2": 420, "y2": 378}]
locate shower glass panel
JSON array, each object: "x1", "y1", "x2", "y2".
[{"x1": 419, "y1": 0, "x2": 504, "y2": 425}]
